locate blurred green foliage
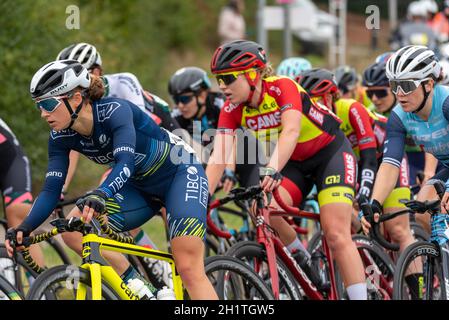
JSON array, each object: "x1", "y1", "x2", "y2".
[{"x1": 0, "y1": 0, "x2": 260, "y2": 189}]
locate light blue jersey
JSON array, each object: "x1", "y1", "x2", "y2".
[
  {"x1": 382, "y1": 84, "x2": 449, "y2": 187},
  {"x1": 383, "y1": 85, "x2": 449, "y2": 167}
]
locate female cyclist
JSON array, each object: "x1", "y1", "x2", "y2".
[
  {"x1": 56, "y1": 42, "x2": 176, "y2": 287},
  {"x1": 5, "y1": 60, "x2": 217, "y2": 300},
  {"x1": 366, "y1": 53, "x2": 439, "y2": 194},
  {"x1": 206, "y1": 40, "x2": 367, "y2": 299},
  {"x1": 168, "y1": 66, "x2": 261, "y2": 191},
  {"x1": 362, "y1": 45, "x2": 449, "y2": 251},
  {"x1": 334, "y1": 65, "x2": 372, "y2": 109}
]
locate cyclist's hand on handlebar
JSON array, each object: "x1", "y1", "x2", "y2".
[
  {"x1": 77, "y1": 190, "x2": 108, "y2": 223},
  {"x1": 360, "y1": 214, "x2": 380, "y2": 235},
  {"x1": 359, "y1": 199, "x2": 382, "y2": 235},
  {"x1": 5, "y1": 225, "x2": 31, "y2": 257},
  {"x1": 259, "y1": 167, "x2": 283, "y2": 193}
]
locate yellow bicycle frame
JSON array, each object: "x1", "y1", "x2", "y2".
[{"x1": 75, "y1": 233, "x2": 183, "y2": 300}]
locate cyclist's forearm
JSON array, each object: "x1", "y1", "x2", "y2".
[
  {"x1": 267, "y1": 127, "x2": 299, "y2": 172},
  {"x1": 63, "y1": 150, "x2": 80, "y2": 193},
  {"x1": 21, "y1": 188, "x2": 61, "y2": 232},
  {"x1": 206, "y1": 133, "x2": 234, "y2": 194},
  {"x1": 371, "y1": 162, "x2": 400, "y2": 204},
  {"x1": 424, "y1": 152, "x2": 438, "y2": 178},
  {"x1": 358, "y1": 148, "x2": 378, "y2": 198}
]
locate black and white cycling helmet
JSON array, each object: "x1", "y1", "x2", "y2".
[
  {"x1": 334, "y1": 65, "x2": 358, "y2": 94},
  {"x1": 386, "y1": 45, "x2": 441, "y2": 81},
  {"x1": 56, "y1": 43, "x2": 102, "y2": 70},
  {"x1": 168, "y1": 67, "x2": 211, "y2": 96},
  {"x1": 30, "y1": 60, "x2": 90, "y2": 100}
]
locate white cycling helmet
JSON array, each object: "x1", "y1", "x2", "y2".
[
  {"x1": 407, "y1": 1, "x2": 427, "y2": 19},
  {"x1": 421, "y1": 0, "x2": 438, "y2": 14},
  {"x1": 56, "y1": 42, "x2": 102, "y2": 70},
  {"x1": 439, "y1": 60, "x2": 449, "y2": 85},
  {"x1": 386, "y1": 45, "x2": 441, "y2": 81},
  {"x1": 30, "y1": 60, "x2": 90, "y2": 100}
]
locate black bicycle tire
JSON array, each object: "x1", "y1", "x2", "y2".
[
  {"x1": 205, "y1": 233, "x2": 221, "y2": 256},
  {"x1": 393, "y1": 241, "x2": 443, "y2": 300},
  {"x1": 204, "y1": 255, "x2": 274, "y2": 300},
  {"x1": 307, "y1": 229, "x2": 321, "y2": 253},
  {"x1": 225, "y1": 241, "x2": 302, "y2": 300},
  {"x1": 306, "y1": 231, "x2": 345, "y2": 299},
  {"x1": 410, "y1": 222, "x2": 430, "y2": 242},
  {"x1": 352, "y1": 234, "x2": 395, "y2": 300},
  {"x1": 0, "y1": 245, "x2": 39, "y2": 294},
  {"x1": 26, "y1": 265, "x2": 121, "y2": 300},
  {"x1": 0, "y1": 274, "x2": 24, "y2": 300}
]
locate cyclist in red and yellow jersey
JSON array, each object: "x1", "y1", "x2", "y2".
[
  {"x1": 297, "y1": 68, "x2": 415, "y2": 255},
  {"x1": 334, "y1": 65, "x2": 373, "y2": 110},
  {"x1": 206, "y1": 40, "x2": 367, "y2": 299}
]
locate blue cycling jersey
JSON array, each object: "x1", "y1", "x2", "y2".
[
  {"x1": 383, "y1": 84, "x2": 449, "y2": 179},
  {"x1": 23, "y1": 97, "x2": 203, "y2": 232}
]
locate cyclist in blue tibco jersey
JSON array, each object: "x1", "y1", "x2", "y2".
[
  {"x1": 361, "y1": 45, "x2": 449, "y2": 245},
  {"x1": 5, "y1": 60, "x2": 218, "y2": 299}
]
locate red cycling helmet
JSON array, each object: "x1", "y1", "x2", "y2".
[
  {"x1": 210, "y1": 40, "x2": 267, "y2": 74},
  {"x1": 296, "y1": 68, "x2": 339, "y2": 97}
]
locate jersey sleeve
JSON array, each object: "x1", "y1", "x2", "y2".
[
  {"x1": 21, "y1": 136, "x2": 70, "y2": 231},
  {"x1": 382, "y1": 111, "x2": 407, "y2": 168},
  {"x1": 97, "y1": 102, "x2": 136, "y2": 197},
  {"x1": 268, "y1": 78, "x2": 303, "y2": 113},
  {"x1": 348, "y1": 102, "x2": 377, "y2": 151},
  {"x1": 116, "y1": 73, "x2": 146, "y2": 111},
  {"x1": 217, "y1": 101, "x2": 239, "y2": 134}
]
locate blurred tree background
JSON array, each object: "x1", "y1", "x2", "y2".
[
  {"x1": 0, "y1": 0, "x2": 399, "y2": 249},
  {"x1": 0, "y1": 0, "x2": 263, "y2": 190},
  {"x1": 0, "y1": 0, "x2": 325, "y2": 192}
]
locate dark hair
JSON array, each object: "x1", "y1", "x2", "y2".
[{"x1": 227, "y1": 0, "x2": 240, "y2": 13}]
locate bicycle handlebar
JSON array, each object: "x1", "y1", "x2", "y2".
[
  {"x1": 361, "y1": 179, "x2": 445, "y2": 251},
  {"x1": 6, "y1": 214, "x2": 135, "y2": 274},
  {"x1": 206, "y1": 186, "x2": 264, "y2": 239}
]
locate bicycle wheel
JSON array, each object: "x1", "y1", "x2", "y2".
[
  {"x1": 393, "y1": 241, "x2": 444, "y2": 300},
  {"x1": 410, "y1": 222, "x2": 430, "y2": 242},
  {"x1": 307, "y1": 232, "x2": 346, "y2": 299},
  {"x1": 26, "y1": 265, "x2": 121, "y2": 300},
  {"x1": 352, "y1": 235, "x2": 395, "y2": 300},
  {"x1": 0, "y1": 245, "x2": 39, "y2": 296},
  {"x1": 225, "y1": 241, "x2": 302, "y2": 300},
  {"x1": 204, "y1": 255, "x2": 274, "y2": 300},
  {"x1": 0, "y1": 274, "x2": 23, "y2": 300}
]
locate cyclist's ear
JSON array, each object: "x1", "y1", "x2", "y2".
[{"x1": 424, "y1": 79, "x2": 434, "y2": 93}]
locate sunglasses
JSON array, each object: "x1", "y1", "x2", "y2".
[
  {"x1": 366, "y1": 88, "x2": 389, "y2": 99},
  {"x1": 389, "y1": 78, "x2": 429, "y2": 95},
  {"x1": 173, "y1": 94, "x2": 195, "y2": 105},
  {"x1": 215, "y1": 71, "x2": 248, "y2": 86},
  {"x1": 35, "y1": 96, "x2": 68, "y2": 113}
]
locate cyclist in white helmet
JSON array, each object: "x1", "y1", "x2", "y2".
[
  {"x1": 362, "y1": 45, "x2": 449, "y2": 246},
  {"x1": 56, "y1": 43, "x2": 175, "y2": 289}
]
